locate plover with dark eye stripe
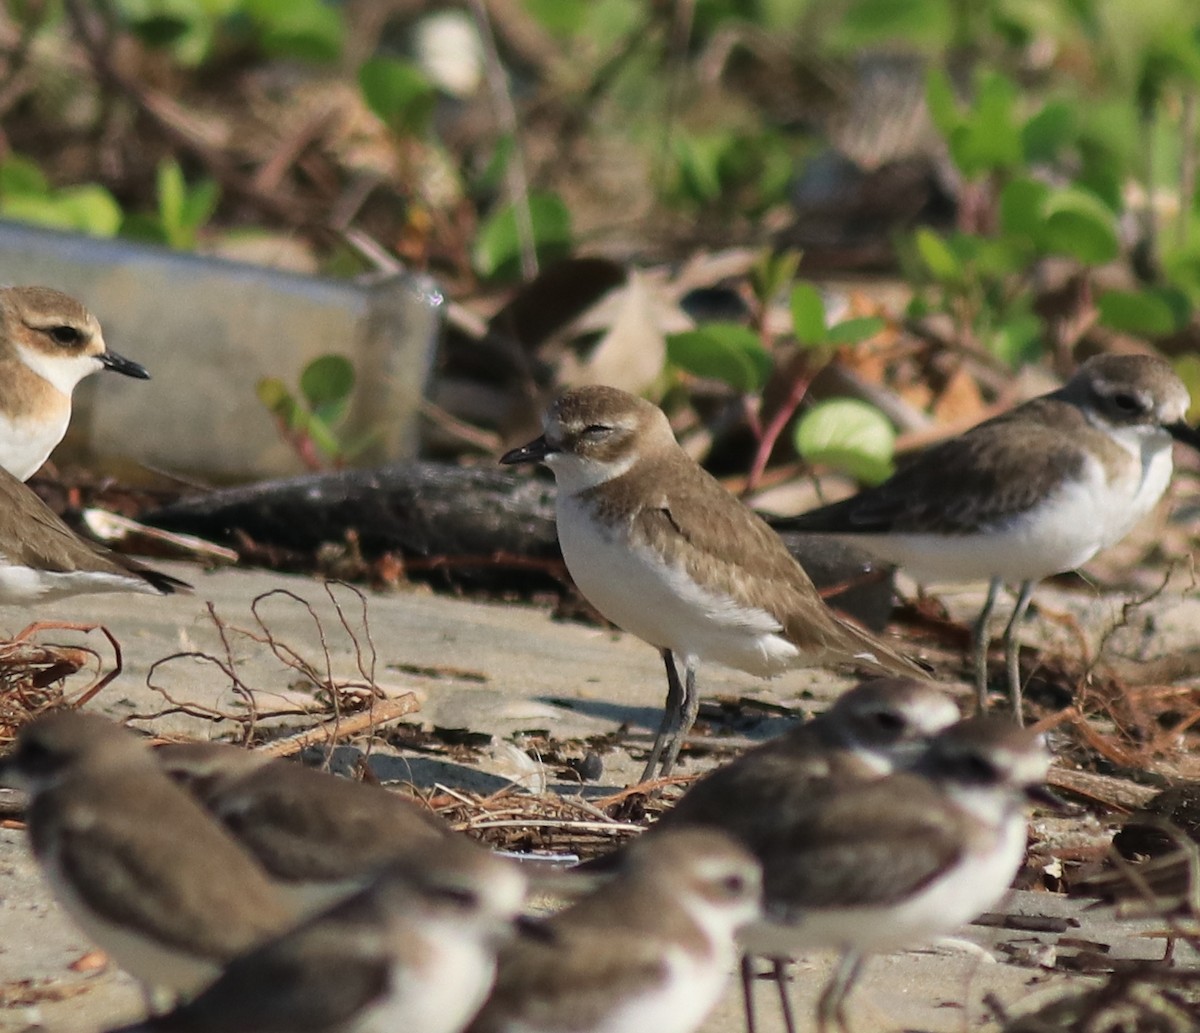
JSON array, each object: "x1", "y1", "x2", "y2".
[
  {"x1": 0, "y1": 711, "x2": 290, "y2": 1001},
  {"x1": 0, "y1": 464, "x2": 188, "y2": 603},
  {"x1": 501, "y1": 386, "x2": 923, "y2": 782},
  {"x1": 103, "y1": 847, "x2": 528, "y2": 1033},
  {"x1": 155, "y1": 739, "x2": 495, "y2": 917},
  {"x1": 736, "y1": 716, "x2": 1056, "y2": 1033},
  {"x1": 608, "y1": 677, "x2": 961, "y2": 1033},
  {"x1": 468, "y1": 828, "x2": 761, "y2": 1033},
  {"x1": 776, "y1": 353, "x2": 1200, "y2": 720},
  {"x1": 0, "y1": 286, "x2": 149, "y2": 481}
]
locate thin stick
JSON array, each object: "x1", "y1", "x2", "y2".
[{"x1": 259, "y1": 693, "x2": 421, "y2": 758}]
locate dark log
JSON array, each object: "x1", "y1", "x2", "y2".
[{"x1": 145, "y1": 463, "x2": 896, "y2": 627}]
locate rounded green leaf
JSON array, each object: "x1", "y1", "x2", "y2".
[
  {"x1": 794, "y1": 398, "x2": 895, "y2": 485},
  {"x1": 300, "y1": 354, "x2": 355, "y2": 421},
  {"x1": 473, "y1": 193, "x2": 573, "y2": 281},
  {"x1": 358, "y1": 56, "x2": 436, "y2": 135},
  {"x1": 999, "y1": 176, "x2": 1049, "y2": 238},
  {"x1": 1039, "y1": 188, "x2": 1119, "y2": 265},
  {"x1": 667, "y1": 324, "x2": 771, "y2": 394},
  {"x1": 914, "y1": 227, "x2": 961, "y2": 282},
  {"x1": 1097, "y1": 290, "x2": 1179, "y2": 336},
  {"x1": 1021, "y1": 101, "x2": 1075, "y2": 164},
  {"x1": 826, "y1": 316, "x2": 885, "y2": 346},
  {"x1": 789, "y1": 283, "x2": 827, "y2": 344}
]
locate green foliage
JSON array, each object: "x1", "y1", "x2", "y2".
[
  {"x1": 794, "y1": 399, "x2": 896, "y2": 485},
  {"x1": 359, "y1": 57, "x2": 437, "y2": 137},
  {"x1": 667, "y1": 128, "x2": 793, "y2": 215},
  {"x1": 113, "y1": 0, "x2": 342, "y2": 65},
  {"x1": 473, "y1": 193, "x2": 573, "y2": 281},
  {"x1": 666, "y1": 324, "x2": 772, "y2": 394},
  {"x1": 789, "y1": 284, "x2": 884, "y2": 348},
  {"x1": 256, "y1": 355, "x2": 370, "y2": 468},
  {"x1": 122, "y1": 160, "x2": 220, "y2": 249},
  {"x1": 0, "y1": 155, "x2": 122, "y2": 237}
]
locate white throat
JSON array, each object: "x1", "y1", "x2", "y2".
[
  {"x1": 15, "y1": 342, "x2": 102, "y2": 396},
  {"x1": 545, "y1": 450, "x2": 637, "y2": 495}
]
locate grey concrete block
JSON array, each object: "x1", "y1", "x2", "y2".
[{"x1": 0, "y1": 220, "x2": 441, "y2": 480}]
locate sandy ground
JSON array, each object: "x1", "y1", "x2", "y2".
[{"x1": 1, "y1": 564, "x2": 1196, "y2": 1033}]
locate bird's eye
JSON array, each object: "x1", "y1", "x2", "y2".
[
  {"x1": 1110, "y1": 392, "x2": 1143, "y2": 414},
  {"x1": 719, "y1": 873, "x2": 747, "y2": 897},
  {"x1": 580, "y1": 424, "x2": 612, "y2": 439},
  {"x1": 48, "y1": 325, "x2": 81, "y2": 347},
  {"x1": 870, "y1": 710, "x2": 905, "y2": 733}
]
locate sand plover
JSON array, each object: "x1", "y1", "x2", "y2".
[
  {"x1": 501, "y1": 386, "x2": 922, "y2": 781},
  {"x1": 468, "y1": 828, "x2": 761, "y2": 1033},
  {"x1": 0, "y1": 286, "x2": 149, "y2": 481},
  {"x1": 156, "y1": 739, "x2": 492, "y2": 916},
  {"x1": 103, "y1": 847, "x2": 527, "y2": 1033},
  {"x1": 0, "y1": 464, "x2": 188, "y2": 604},
  {"x1": 0, "y1": 711, "x2": 291, "y2": 999},
  {"x1": 777, "y1": 354, "x2": 1200, "y2": 720}
]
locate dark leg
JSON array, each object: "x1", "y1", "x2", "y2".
[
  {"x1": 740, "y1": 954, "x2": 758, "y2": 1033},
  {"x1": 640, "y1": 649, "x2": 683, "y2": 783},
  {"x1": 816, "y1": 951, "x2": 865, "y2": 1033},
  {"x1": 772, "y1": 956, "x2": 797, "y2": 1033},
  {"x1": 658, "y1": 659, "x2": 698, "y2": 778},
  {"x1": 1002, "y1": 579, "x2": 1037, "y2": 727},
  {"x1": 972, "y1": 577, "x2": 1002, "y2": 714}
]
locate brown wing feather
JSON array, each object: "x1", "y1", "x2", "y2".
[
  {"x1": 597, "y1": 454, "x2": 919, "y2": 672},
  {"x1": 0, "y1": 467, "x2": 188, "y2": 592}
]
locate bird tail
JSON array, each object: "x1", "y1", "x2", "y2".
[{"x1": 832, "y1": 615, "x2": 928, "y2": 677}]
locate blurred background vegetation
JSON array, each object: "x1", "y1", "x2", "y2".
[{"x1": 4, "y1": 0, "x2": 1200, "y2": 481}]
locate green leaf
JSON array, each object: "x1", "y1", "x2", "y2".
[
  {"x1": 913, "y1": 227, "x2": 961, "y2": 282},
  {"x1": 953, "y1": 71, "x2": 1022, "y2": 175},
  {"x1": 924, "y1": 67, "x2": 960, "y2": 139},
  {"x1": 998, "y1": 176, "x2": 1049, "y2": 238},
  {"x1": 521, "y1": 0, "x2": 589, "y2": 36},
  {"x1": 244, "y1": 0, "x2": 343, "y2": 62},
  {"x1": 256, "y1": 377, "x2": 303, "y2": 429},
  {"x1": 752, "y1": 248, "x2": 802, "y2": 306},
  {"x1": 1096, "y1": 290, "x2": 1180, "y2": 336},
  {"x1": 303, "y1": 412, "x2": 342, "y2": 458},
  {"x1": 4, "y1": 186, "x2": 123, "y2": 237},
  {"x1": 794, "y1": 399, "x2": 895, "y2": 485},
  {"x1": 826, "y1": 316, "x2": 885, "y2": 346},
  {"x1": 1039, "y1": 187, "x2": 1120, "y2": 265},
  {"x1": 0, "y1": 155, "x2": 49, "y2": 196},
  {"x1": 157, "y1": 159, "x2": 186, "y2": 242},
  {"x1": 789, "y1": 283, "x2": 827, "y2": 344},
  {"x1": 181, "y1": 177, "x2": 220, "y2": 233},
  {"x1": 473, "y1": 193, "x2": 573, "y2": 281},
  {"x1": 1020, "y1": 101, "x2": 1075, "y2": 164},
  {"x1": 299, "y1": 354, "x2": 355, "y2": 422},
  {"x1": 666, "y1": 323, "x2": 772, "y2": 394},
  {"x1": 358, "y1": 56, "x2": 436, "y2": 136},
  {"x1": 988, "y1": 310, "x2": 1044, "y2": 368},
  {"x1": 1173, "y1": 354, "x2": 1200, "y2": 422}
]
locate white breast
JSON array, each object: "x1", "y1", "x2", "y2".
[
  {"x1": 555, "y1": 494, "x2": 803, "y2": 676},
  {"x1": 843, "y1": 440, "x2": 1174, "y2": 584},
  {"x1": 0, "y1": 410, "x2": 68, "y2": 481},
  {"x1": 739, "y1": 812, "x2": 1026, "y2": 956},
  {"x1": 362, "y1": 932, "x2": 496, "y2": 1033}
]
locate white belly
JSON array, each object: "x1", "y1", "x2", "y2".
[
  {"x1": 556, "y1": 496, "x2": 801, "y2": 676},
  {"x1": 0, "y1": 410, "x2": 67, "y2": 481},
  {"x1": 0, "y1": 562, "x2": 152, "y2": 605},
  {"x1": 739, "y1": 814, "x2": 1026, "y2": 956},
  {"x1": 846, "y1": 445, "x2": 1173, "y2": 584},
  {"x1": 363, "y1": 936, "x2": 496, "y2": 1033},
  {"x1": 499, "y1": 945, "x2": 734, "y2": 1033}
]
